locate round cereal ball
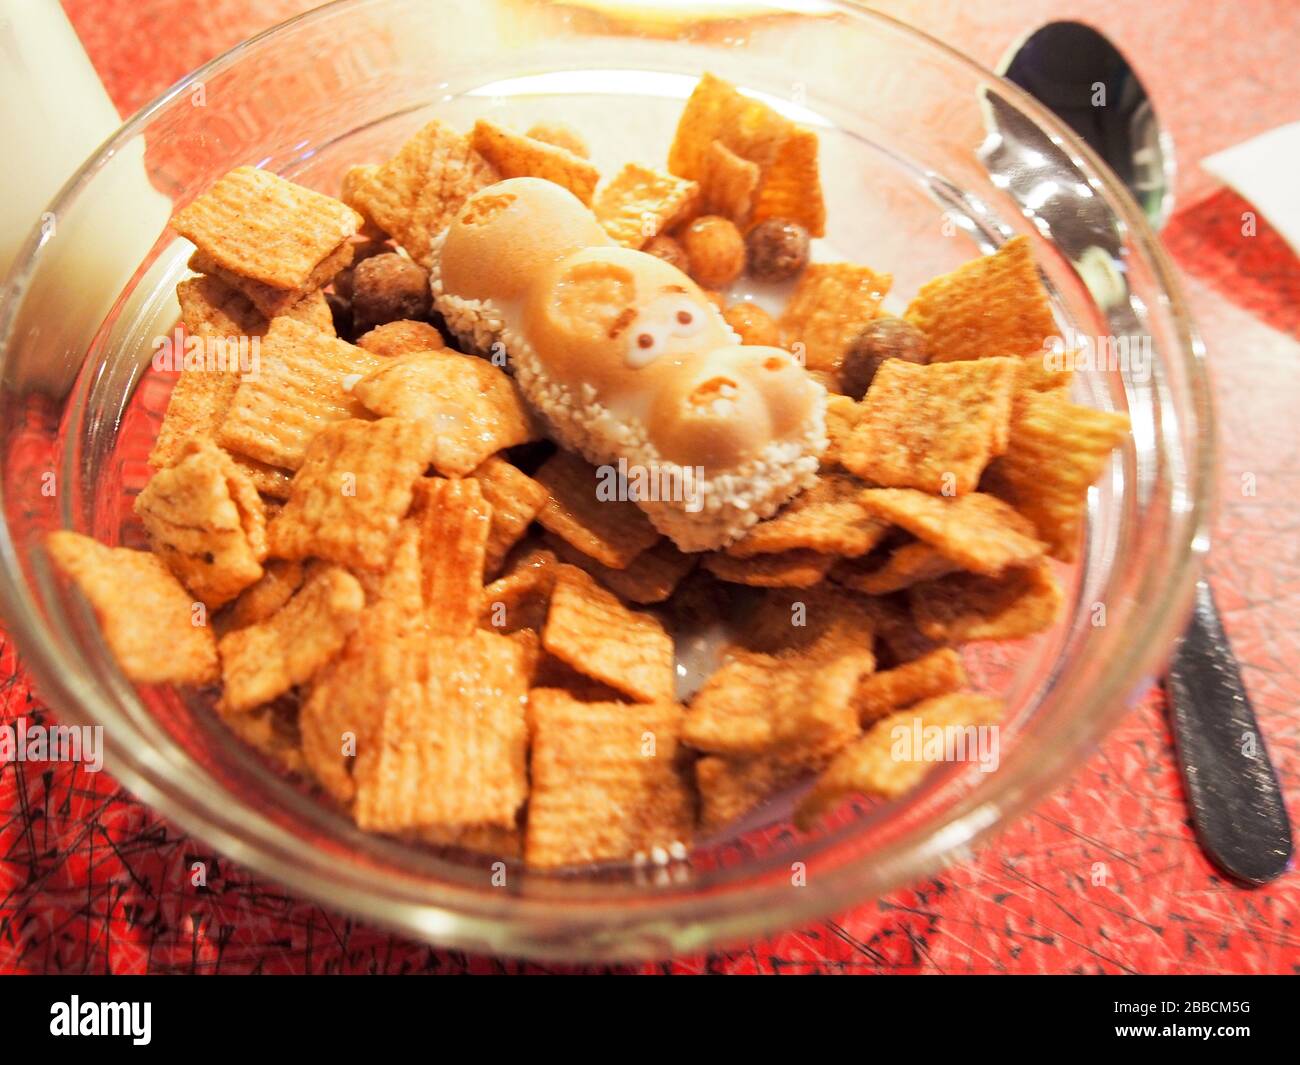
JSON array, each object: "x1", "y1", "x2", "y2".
[
  {"x1": 723, "y1": 301, "x2": 780, "y2": 347},
  {"x1": 839, "y1": 316, "x2": 929, "y2": 398},
  {"x1": 525, "y1": 122, "x2": 590, "y2": 159},
  {"x1": 350, "y1": 253, "x2": 432, "y2": 332},
  {"x1": 355, "y1": 319, "x2": 446, "y2": 357},
  {"x1": 325, "y1": 292, "x2": 354, "y2": 340},
  {"x1": 643, "y1": 234, "x2": 690, "y2": 274},
  {"x1": 679, "y1": 215, "x2": 745, "y2": 290},
  {"x1": 332, "y1": 239, "x2": 392, "y2": 302},
  {"x1": 745, "y1": 218, "x2": 810, "y2": 282}
]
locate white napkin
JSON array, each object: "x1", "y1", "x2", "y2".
[{"x1": 1201, "y1": 121, "x2": 1300, "y2": 254}]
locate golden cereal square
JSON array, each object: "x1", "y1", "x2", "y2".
[
  {"x1": 417, "y1": 476, "x2": 492, "y2": 636},
  {"x1": 525, "y1": 691, "x2": 693, "y2": 868},
  {"x1": 218, "y1": 564, "x2": 364, "y2": 712},
  {"x1": 904, "y1": 236, "x2": 1057, "y2": 362},
  {"x1": 541, "y1": 564, "x2": 675, "y2": 703},
  {"x1": 46, "y1": 531, "x2": 219, "y2": 686},
  {"x1": 351, "y1": 350, "x2": 537, "y2": 476},
  {"x1": 544, "y1": 533, "x2": 695, "y2": 605},
  {"x1": 982, "y1": 390, "x2": 1130, "y2": 561},
  {"x1": 134, "y1": 440, "x2": 267, "y2": 609},
  {"x1": 702, "y1": 548, "x2": 834, "y2": 588},
  {"x1": 353, "y1": 629, "x2": 529, "y2": 832},
  {"x1": 779, "y1": 263, "x2": 892, "y2": 373},
  {"x1": 216, "y1": 317, "x2": 382, "y2": 470},
  {"x1": 851, "y1": 647, "x2": 968, "y2": 724},
  {"x1": 726, "y1": 470, "x2": 888, "y2": 559},
  {"x1": 682, "y1": 649, "x2": 867, "y2": 756},
  {"x1": 594, "y1": 163, "x2": 700, "y2": 248},
  {"x1": 797, "y1": 692, "x2": 1003, "y2": 826},
  {"x1": 267, "y1": 417, "x2": 439, "y2": 570},
  {"x1": 840, "y1": 356, "x2": 1017, "y2": 494},
  {"x1": 533, "y1": 451, "x2": 661, "y2": 570},
  {"x1": 470, "y1": 119, "x2": 600, "y2": 206},
  {"x1": 342, "y1": 121, "x2": 499, "y2": 265},
  {"x1": 857, "y1": 489, "x2": 1046, "y2": 576},
  {"x1": 908, "y1": 561, "x2": 1064, "y2": 643},
  {"x1": 171, "y1": 167, "x2": 361, "y2": 291},
  {"x1": 471, "y1": 458, "x2": 550, "y2": 576}
]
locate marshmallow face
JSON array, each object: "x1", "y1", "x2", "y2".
[{"x1": 438, "y1": 179, "x2": 826, "y2": 480}]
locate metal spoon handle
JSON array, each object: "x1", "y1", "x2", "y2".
[{"x1": 1166, "y1": 579, "x2": 1293, "y2": 884}]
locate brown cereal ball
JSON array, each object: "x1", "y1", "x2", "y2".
[
  {"x1": 679, "y1": 215, "x2": 745, "y2": 289},
  {"x1": 644, "y1": 234, "x2": 690, "y2": 273},
  {"x1": 350, "y1": 253, "x2": 431, "y2": 332},
  {"x1": 526, "y1": 122, "x2": 590, "y2": 159},
  {"x1": 356, "y1": 319, "x2": 446, "y2": 357},
  {"x1": 839, "y1": 316, "x2": 929, "y2": 398},
  {"x1": 745, "y1": 218, "x2": 810, "y2": 282},
  {"x1": 325, "y1": 292, "x2": 354, "y2": 340},
  {"x1": 722, "y1": 302, "x2": 780, "y2": 347},
  {"x1": 332, "y1": 239, "x2": 392, "y2": 302}
]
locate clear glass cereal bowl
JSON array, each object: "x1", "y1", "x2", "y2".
[{"x1": 0, "y1": 0, "x2": 1211, "y2": 960}]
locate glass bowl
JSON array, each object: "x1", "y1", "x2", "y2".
[{"x1": 0, "y1": 0, "x2": 1211, "y2": 961}]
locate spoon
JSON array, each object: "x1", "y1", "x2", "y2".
[{"x1": 1000, "y1": 20, "x2": 1293, "y2": 885}]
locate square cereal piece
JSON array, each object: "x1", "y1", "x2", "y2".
[
  {"x1": 230, "y1": 454, "x2": 295, "y2": 500},
  {"x1": 481, "y1": 545, "x2": 558, "y2": 633},
  {"x1": 134, "y1": 440, "x2": 267, "y2": 608},
  {"x1": 749, "y1": 125, "x2": 826, "y2": 238},
  {"x1": 726, "y1": 470, "x2": 889, "y2": 559},
  {"x1": 545, "y1": 533, "x2": 695, "y2": 605},
  {"x1": 351, "y1": 350, "x2": 537, "y2": 476},
  {"x1": 852, "y1": 647, "x2": 967, "y2": 724},
  {"x1": 737, "y1": 584, "x2": 878, "y2": 662},
  {"x1": 822, "y1": 394, "x2": 866, "y2": 470},
  {"x1": 669, "y1": 72, "x2": 793, "y2": 179},
  {"x1": 779, "y1": 262, "x2": 892, "y2": 373},
  {"x1": 696, "y1": 731, "x2": 849, "y2": 833},
  {"x1": 904, "y1": 236, "x2": 1057, "y2": 363},
  {"x1": 217, "y1": 317, "x2": 382, "y2": 470},
  {"x1": 470, "y1": 119, "x2": 600, "y2": 205},
  {"x1": 149, "y1": 363, "x2": 242, "y2": 471},
  {"x1": 909, "y1": 560, "x2": 1064, "y2": 643},
  {"x1": 46, "y1": 531, "x2": 219, "y2": 685},
  {"x1": 353, "y1": 628, "x2": 529, "y2": 832},
  {"x1": 268, "y1": 417, "x2": 439, "y2": 570},
  {"x1": 171, "y1": 167, "x2": 361, "y2": 291},
  {"x1": 857, "y1": 489, "x2": 1045, "y2": 576},
  {"x1": 343, "y1": 121, "x2": 499, "y2": 265},
  {"x1": 219, "y1": 559, "x2": 305, "y2": 634},
  {"x1": 594, "y1": 163, "x2": 699, "y2": 248},
  {"x1": 831, "y1": 541, "x2": 960, "y2": 595},
  {"x1": 703, "y1": 549, "x2": 833, "y2": 588},
  {"x1": 176, "y1": 274, "x2": 267, "y2": 339},
  {"x1": 533, "y1": 451, "x2": 661, "y2": 570},
  {"x1": 700, "y1": 139, "x2": 760, "y2": 225},
  {"x1": 417, "y1": 477, "x2": 492, "y2": 636},
  {"x1": 218, "y1": 564, "x2": 364, "y2": 712},
  {"x1": 299, "y1": 532, "x2": 425, "y2": 802},
  {"x1": 682, "y1": 649, "x2": 868, "y2": 756},
  {"x1": 542, "y1": 563, "x2": 674, "y2": 703},
  {"x1": 471, "y1": 458, "x2": 550, "y2": 576},
  {"x1": 189, "y1": 242, "x2": 354, "y2": 319},
  {"x1": 840, "y1": 356, "x2": 1017, "y2": 494},
  {"x1": 982, "y1": 390, "x2": 1130, "y2": 561},
  {"x1": 796, "y1": 692, "x2": 1004, "y2": 826},
  {"x1": 526, "y1": 690, "x2": 693, "y2": 868}
]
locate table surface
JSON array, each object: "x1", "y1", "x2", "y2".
[{"x1": 1, "y1": 0, "x2": 1296, "y2": 974}]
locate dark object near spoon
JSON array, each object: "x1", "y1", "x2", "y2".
[{"x1": 1001, "y1": 21, "x2": 1292, "y2": 885}]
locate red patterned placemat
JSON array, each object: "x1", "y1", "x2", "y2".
[{"x1": 1, "y1": 0, "x2": 1294, "y2": 974}]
